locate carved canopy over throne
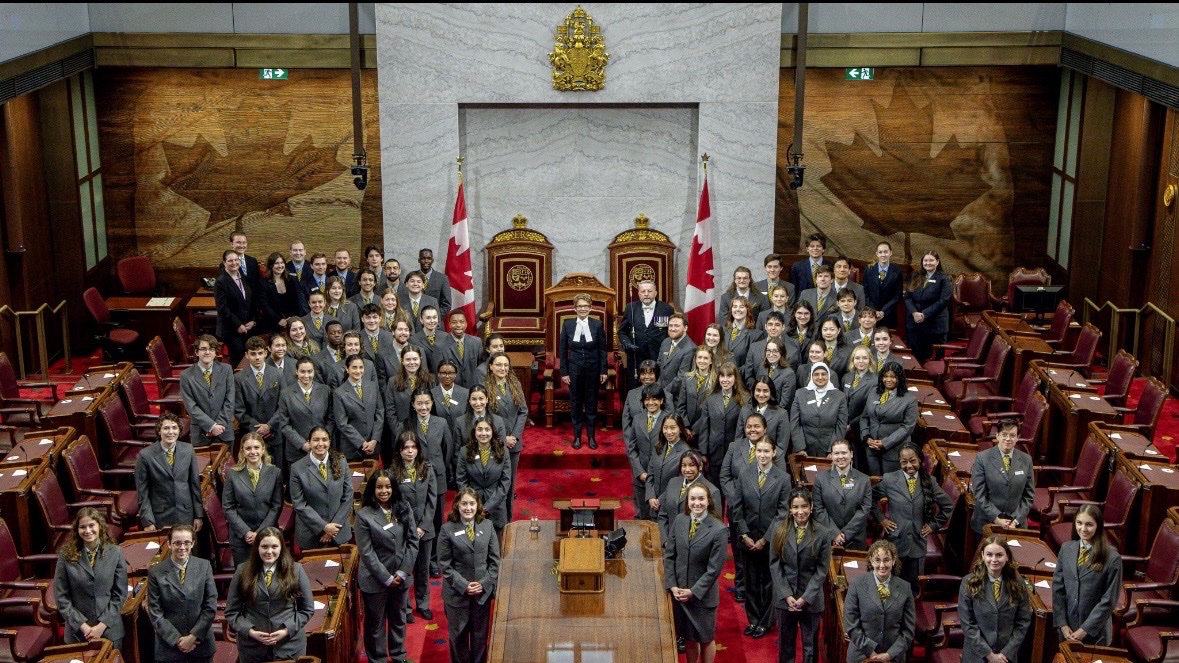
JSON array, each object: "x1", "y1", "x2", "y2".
[
  {"x1": 478, "y1": 215, "x2": 554, "y2": 349},
  {"x1": 608, "y1": 213, "x2": 677, "y2": 314},
  {"x1": 542, "y1": 273, "x2": 620, "y2": 428}
]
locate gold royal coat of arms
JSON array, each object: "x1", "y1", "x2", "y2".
[{"x1": 548, "y1": 7, "x2": 608, "y2": 91}]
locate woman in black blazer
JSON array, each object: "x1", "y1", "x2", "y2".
[
  {"x1": 1051, "y1": 504, "x2": 1122, "y2": 645},
  {"x1": 53, "y1": 507, "x2": 128, "y2": 651},
  {"x1": 902, "y1": 250, "x2": 952, "y2": 363},
  {"x1": 391, "y1": 431, "x2": 438, "y2": 622},
  {"x1": 356, "y1": 469, "x2": 418, "y2": 663},
  {"x1": 259, "y1": 252, "x2": 304, "y2": 334},
  {"x1": 224, "y1": 527, "x2": 315, "y2": 663},
  {"x1": 769, "y1": 487, "x2": 833, "y2": 663},
  {"x1": 664, "y1": 483, "x2": 728, "y2": 663},
  {"x1": 222, "y1": 432, "x2": 284, "y2": 566},
  {"x1": 439, "y1": 488, "x2": 500, "y2": 663},
  {"x1": 215, "y1": 248, "x2": 257, "y2": 365},
  {"x1": 146, "y1": 524, "x2": 217, "y2": 662}
]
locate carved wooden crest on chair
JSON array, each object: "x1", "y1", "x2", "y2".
[
  {"x1": 541, "y1": 273, "x2": 620, "y2": 428},
  {"x1": 478, "y1": 215, "x2": 554, "y2": 350},
  {"x1": 608, "y1": 213, "x2": 677, "y2": 314}
]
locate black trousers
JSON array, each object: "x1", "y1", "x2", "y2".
[
  {"x1": 362, "y1": 584, "x2": 409, "y2": 662},
  {"x1": 567, "y1": 363, "x2": 600, "y2": 433},
  {"x1": 745, "y1": 546, "x2": 774, "y2": 630},
  {"x1": 411, "y1": 534, "x2": 432, "y2": 610},
  {"x1": 778, "y1": 608, "x2": 821, "y2": 663}
]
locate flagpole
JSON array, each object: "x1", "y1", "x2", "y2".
[{"x1": 457, "y1": 155, "x2": 464, "y2": 184}]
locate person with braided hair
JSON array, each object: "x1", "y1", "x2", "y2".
[
  {"x1": 224, "y1": 527, "x2": 315, "y2": 663},
  {"x1": 958, "y1": 535, "x2": 1032, "y2": 663},
  {"x1": 769, "y1": 487, "x2": 833, "y2": 663},
  {"x1": 872, "y1": 444, "x2": 954, "y2": 593},
  {"x1": 356, "y1": 469, "x2": 418, "y2": 662}
]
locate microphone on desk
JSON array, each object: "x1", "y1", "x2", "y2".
[{"x1": 1031, "y1": 557, "x2": 1045, "y2": 575}]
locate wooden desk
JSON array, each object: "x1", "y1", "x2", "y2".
[
  {"x1": 1009, "y1": 335, "x2": 1054, "y2": 395},
  {"x1": 299, "y1": 545, "x2": 358, "y2": 663},
  {"x1": 980, "y1": 527, "x2": 1058, "y2": 576},
  {"x1": 68, "y1": 362, "x2": 134, "y2": 394},
  {"x1": 1116, "y1": 455, "x2": 1179, "y2": 556},
  {"x1": 789, "y1": 455, "x2": 832, "y2": 487},
  {"x1": 1092, "y1": 423, "x2": 1169, "y2": 462},
  {"x1": 2, "y1": 427, "x2": 74, "y2": 471},
  {"x1": 348, "y1": 461, "x2": 379, "y2": 504},
  {"x1": 488, "y1": 520, "x2": 676, "y2": 663},
  {"x1": 927, "y1": 441, "x2": 980, "y2": 481},
  {"x1": 194, "y1": 443, "x2": 229, "y2": 493},
  {"x1": 1043, "y1": 389, "x2": 1119, "y2": 465},
  {"x1": 825, "y1": 548, "x2": 869, "y2": 663},
  {"x1": 908, "y1": 383, "x2": 952, "y2": 410},
  {"x1": 917, "y1": 410, "x2": 970, "y2": 444},
  {"x1": 39, "y1": 639, "x2": 115, "y2": 662},
  {"x1": 0, "y1": 459, "x2": 48, "y2": 557},
  {"x1": 106, "y1": 297, "x2": 183, "y2": 351},
  {"x1": 186, "y1": 295, "x2": 217, "y2": 336},
  {"x1": 1056, "y1": 642, "x2": 1136, "y2": 663},
  {"x1": 553, "y1": 498, "x2": 621, "y2": 535},
  {"x1": 45, "y1": 391, "x2": 107, "y2": 465},
  {"x1": 1030, "y1": 361, "x2": 1095, "y2": 393},
  {"x1": 983, "y1": 311, "x2": 1035, "y2": 334}
]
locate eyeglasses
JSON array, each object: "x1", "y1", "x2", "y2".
[{"x1": 171, "y1": 541, "x2": 194, "y2": 548}]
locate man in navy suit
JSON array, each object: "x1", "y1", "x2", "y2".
[
  {"x1": 331, "y1": 248, "x2": 359, "y2": 297},
  {"x1": 219, "y1": 231, "x2": 261, "y2": 294},
  {"x1": 301, "y1": 252, "x2": 330, "y2": 301},
  {"x1": 618, "y1": 280, "x2": 674, "y2": 395},
  {"x1": 863, "y1": 241, "x2": 904, "y2": 328},
  {"x1": 789, "y1": 232, "x2": 828, "y2": 294},
  {"x1": 560, "y1": 295, "x2": 608, "y2": 449}
]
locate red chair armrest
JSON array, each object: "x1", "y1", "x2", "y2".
[{"x1": 961, "y1": 376, "x2": 998, "y2": 384}]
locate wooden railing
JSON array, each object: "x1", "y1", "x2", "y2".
[
  {"x1": 0, "y1": 300, "x2": 71, "y2": 379},
  {"x1": 1082, "y1": 298, "x2": 1175, "y2": 386}
]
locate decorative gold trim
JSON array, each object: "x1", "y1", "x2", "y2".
[
  {"x1": 549, "y1": 6, "x2": 608, "y2": 91},
  {"x1": 1165, "y1": 184, "x2": 1176, "y2": 210}
]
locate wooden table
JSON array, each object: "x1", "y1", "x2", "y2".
[
  {"x1": 1094, "y1": 425, "x2": 1170, "y2": 462},
  {"x1": 2, "y1": 427, "x2": 75, "y2": 470},
  {"x1": 488, "y1": 520, "x2": 677, "y2": 663},
  {"x1": 907, "y1": 383, "x2": 952, "y2": 410},
  {"x1": 917, "y1": 410, "x2": 970, "y2": 444},
  {"x1": 106, "y1": 296, "x2": 184, "y2": 351},
  {"x1": 38, "y1": 639, "x2": 116, "y2": 662},
  {"x1": 186, "y1": 294, "x2": 217, "y2": 337},
  {"x1": 1009, "y1": 335, "x2": 1055, "y2": 395},
  {"x1": 980, "y1": 527, "x2": 1058, "y2": 575},
  {"x1": 67, "y1": 362, "x2": 134, "y2": 395},
  {"x1": 0, "y1": 458, "x2": 48, "y2": 557},
  {"x1": 1056, "y1": 642, "x2": 1136, "y2": 663},
  {"x1": 1030, "y1": 361, "x2": 1095, "y2": 393},
  {"x1": 789, "y1": 455, "x2": 832, "y2": 487},
  {"x1": 822, "y1": 547, "x2": 869, "y2": 663},
  {"x1": 1043, "y1": 388, "x2": 1120, "y2": 465},
  {"x1": 299, "y1": 545, "x2": 358, "y2": 663},
  {"x1": 1116, "y1": 454, "x2": 1179, "y2": 556},
  {"x1": 45, "y1": 391, "x2": 108, "y2": 464},
  {"x1": 926, "y1": 441, "x2": 980, "y2": 481},
  {"x1": 982, "y1": 311, "x2": 1036, "y2": 334}
]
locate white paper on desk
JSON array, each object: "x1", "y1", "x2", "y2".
[
  {"x1": 945, "y1": 415, "x2": 956, "y2": 420},
  {"x1": 1007, "y1": 539, "x2": 1022, "y2": 547},
  {"x1": 103, "y1": 373, "x2": 116, "y2": 379},
  {"x1": 1162, "y1": 468, "x2": 1176, "y2": 474},
  {"x1": 1110, "y1": 433, "x2": 1122, "y2": 439},
  {"x1": 907, "y1": 387, "x2": 918, "y2": 392},
  {"x1": 1035, "y1": 580, "x2": 1050, "y2": 588},
  {"x1": 948, "y1": 451, "x2": 962, "y2": 457},
  {"x1": 352, "y1": 471, "x2": 364, "y2": 477},
  {"x1": 1075, "y1": 382, "x2": 1086, "y2": 387},
  {"x1": 82, "y1": 396, "x2": 94, "y2": 401},
  {"x1": 324, "y1": 559, "x2": 340, "y2": 567},
  {"x1": 1044, "y1": 561, "x2": 1057, "y2": 568},
  {"x1": 902, "y1": 356, "x2": 912, "y2": 360},
  {"x1": 1089, "y1": 396, "x2": 1101, "y2": 401},
  {"x1": 922, "y1": 410, "x2": 934, "y2": 416},
  {"x1": 804, "y1": 464, "x2": 818, "y2": 472},
  {"x1": 147, "y1": 297, "x2": 175, "y2": 307},
  {"x1": 1140, "y1": 464, "x2": 1154, "y2": 471},
  {"x1": 70, "y1": 658, "x2": 84, "y2": 663},
  {"x1": 6, "y1": 456, "x2": 18, "y2": 461},
  {"x1": 60, "y1": 399, "x2": 72, "y2": 404},
  {"x1": 934, "y1": 399, "x2": 946, "y2": 404},
  {"x1": 39, "y1": 439, "x2": 51, "y2": 445},
  {"x1": 1047, "y1": 370, "x2": 1057, "y2": 375},
  {"x1": 1069, "y1": 394, "x2": 1082, "y2": 399},
  {"x1": 145, "y1": 541, "x2": 160, "y2": 549},
  {"x1": 844, "y1": 560, "x2": 859, "y2": 568},
  {"x1": 1146, "y1": 448, "x2": 1160, "y2": 455},
  {"x1": 313, "y1": 600, "x2": 325, "y2": 610},
  {"x1": 12, "y1": 469, "x2": 27, "y2": 477}
]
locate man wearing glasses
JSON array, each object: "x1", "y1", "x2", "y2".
[{"x1": 560, "y1": 294, "x2": 607, "y2": 449}]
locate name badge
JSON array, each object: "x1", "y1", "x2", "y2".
[
  {"x1": 383, "y1": 522, "x2": 395, "y2": 530},
  {"x1": 454, "y1": 530, "x2": 467, "y2": 538},
  {"x1": 926, "y1": 279, "x2": 935, "y2": 283},
  {"x1": 806, "y1": 399, "x2": 817, "y2": 406},
  {"x1": 401, "y1": 478, "x2": 412, "y2": 483},
  {"x1": 1014, "y1": 470, "x2": 1025, "y2": 476},
  {"x1": 844, "y1": 482, "x2": 855, "y2": 489}
]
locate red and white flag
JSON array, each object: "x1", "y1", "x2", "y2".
[
  {"x1": 683, "y1": 174, "x2": 715, "y2": 343},
  {"x1": 446, "y1": 179, "x2": 476, "y2": 333}
]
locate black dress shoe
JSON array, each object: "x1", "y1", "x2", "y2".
[
  {"x1": 406, "y1": 611, "x2": 416, "y2": 623},
  {"x1": 751, "y1": 626, "x2": 768, "y2": 639},
  {"x1": 677, "y1": 637, "x2": 686, "y2": 653},
  {"x1": 587, "y1": 438, "x2": 597, "y2": 450},
  {"x1": 418, "y1": 608, "x2": 433, "y2": 620},
  {"x1": 743, "y1": 625, "x2": 756, "y2": 636},
  {"x1": 572, "y1": 438, "x2": 582, "y2": 450},
  {"x1": 734, "y1": 589, "x2": 746, "y2": 603}
]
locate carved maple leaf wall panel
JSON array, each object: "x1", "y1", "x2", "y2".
[
  {"x1": 775, "y1": 67, "x2": 1057, "y2": 286},
  {"x1": 96, "y1": 68, "x2": 382, "y2": 272}
]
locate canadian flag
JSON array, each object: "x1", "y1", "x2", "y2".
[
  {"x1": 445, "y1": 180, "x2": 476, "y2": 334},
  {"x1": 683, "y1": 174, "x2": 715, "y2": 343}
]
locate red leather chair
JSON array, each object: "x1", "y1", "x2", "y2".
[
  {"x1": 942, "y1": 337, "x2": 1011, "y2": 417},
  {"x1": 81, "y1": 288, "x2": 141, "y2": 361},
  {"x1": 1115, "y1": 517, "x2": 1179, "y2": 630},
  {"x1": 977, "y1": 392, "x2": 1048, "y2": 460},
  {"x1": 1093, "y1": 350, "x2": 1138, "y2": 408},
  {"x1": 172, "y1": 317, "x2": 197, "y2": 365},
  {"x1": 1124, "y1": 599, "x2": 1179, "y2": 663},
  {"x1": 30, "y1": 470, "x2": 123, "y2": 551},
  {"x1": 1000, "y1": 267, "x2": 1050, "y2": 311},
  {"x1": 913, "y1": 573, "x2": 963, "y2": 648},
  {"x1": 146, "y1": 336, "x2": 186, "y2": 407},
  {"x1": 1033, "y1": 434, "x2": 1110, "y2": 524},
  {"x1": 1043, "y1": 322, "x2": 1101, "y2": 377},
  {"x1": 0, "y1": 518, "x2": 56, "y2": 632},
  {"x1": 923, "y1": 324, "x2": 992, "y2": 387},
  {"x1": 60, "y1": 437, "x2": 138, "y2": 528},
  {"x1": 96, "y1": 396, "x2": 153, "y2": 470},
  {"x1": 967, "y1": 369, "x2": 1040, "y2": 439},
  {"x1": 200, "y1": 486, "x2": 237, "y2": 574},
  {"x1": 0, "y1": 353, "x2": 62, "y2": 427},
  {"x1": 1110, "y1": 377, "x2": 1169, "y2": 440},
  {"x1": 950, "y1": 272, "x2": 1000, "y2": 337},
  {"x1": 1045, "y1": 465, "x2": 1140, "y2": 553},
  {"x1": 120, "y1": 368, "x2": 187, "y2": 427},
  {"x1": 1026, "y1": 300, "x2": 1075, "y2": 347},
  {"x1": 116, "y1": 256, "x2": 168, "y2": 296}
]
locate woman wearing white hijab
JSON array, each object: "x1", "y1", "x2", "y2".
[{"x1": 789, "y1": 362, "x2": 848, "y2": 457}]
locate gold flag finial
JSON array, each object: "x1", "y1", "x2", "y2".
[
  {"x1": 457, "y1": 155, "x2": 464, "y2": 184},
  {"x1": 701, "y1": 153, "x2": 710, "y2": 174}
]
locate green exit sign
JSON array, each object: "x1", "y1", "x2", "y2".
[
  {"x1": 845, "y1": 67, "x2": 875, "y2": 80},
  {"x1": 259, "y1": 68, "x2": 288, "y2": 80}
]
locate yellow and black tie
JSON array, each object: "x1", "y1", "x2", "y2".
[
  {"x1": 249, "y1": 468, "x2": 259, "y2": 490},
  {"x1": 844, "y1": 319, "x2": 852, "y2": 332},
  {"x1": 796, "y1": 526, "x2": 805, "y2": 544},
  {"x1": 730, "y1": 327, "x2": 738, "y2": 342},
  {"x1": 1002, "y1": 454, "x2": 1012, "y2": 473},
  {"x1": 878, "y1": 269, "x2": 886, "y2": 282},
  {"x1": 878, "y1": 583, "x2": 890, "y2": 601},
  {"x1": 88, "y1": 549, "x2": 97, "y2": 568},
  {"x1": 817, "y1": 296, "x2": 826, "y2": 312},
  {"x1": 723, "y1": 395, "x2": 730, "y2": 409},
  {"x1": 839, "y1": 475, "x2": 849, "y2": 487},
  {"x1": 768, "y1": 367, "x2": 775, "y2": 378},
  {"x1": 825, "y1": 347, "x2": 834, "y2": 363},
  {"x1": 412, "y1": 302, "x2": 419, "y2": 318},
  {"x1": 907, "y1": 476, "x2": 917, "y2": 496},
  {"x1": 371, "y1": 336, "x2": 379, "y2": 352},
  {"x1": 407, "y1": 467, "x2": 417, "y2": 482},
  {"x1": 466, "y1": 523, "x2": 475, "y2": 541},
  {"x1": 203, "y1": 370, "x2": 212, "y2": 387},
  {"x1": 265, "y1": 570, "x2": 274, "y2": 588},
  {"x1": 688, "y1": 519, "x2": 699, "y2": 539},
  {"x1": 696, "y1": 375, "x2": 706, "y2": 392},
  {"x1": 852, "y1": 373, "x2": 862, "y2": 389},
  {"x1": 305, "y1": 389, "x2": 312, "y2": 403},
  {"x1": 480, "y1": 448, "x2": 490, "y2": 466},
  {"x1": 992, "y1": 580, "x2": 1002, "y2": 601},
  {"x1": 314, "y1": 317, "x2": 322, "y2": 330},
  {"x1": 427, "y1": 335, "x2": 435, "y2": 347},
  {"x1": 646, "y1": 415, "x2": 655, "y2": 433},
  {"x1": 166, "y1": 448, "x2": 175, "y2": 466},
  {"x1": 178, "y1": 566, "x2": 186, "y2": 585},
  {"x1": 420, "y1": 420, "x2": 428, "y2": 436},
  {"x1": 1078, "y1": 546, "x2": 1089, "y2": 567},
  {"x1": 385, "y1": 510, "x2": 393, "y2": 524},
  {"x1": 356, "y1": 384, "x2": 363, "y2": 400},
  {"x1": 747, "y1": 446, "x2": 755, "y2": 463},
  {"x1": 811, "y1": 263, "x2": 819, "y2": 284},
  {"x1": 318, "y1": 462, "x2": 328, "y2": 482},
  {"x1": 877, "y1": 357, "x2": 884, "y2": 372},
  {"x1": 758, "y1": 472, "x2": 766, "y2": 490},
  {"x1": 679, "y1": 483, "x2": 688, "y2": 499},
  {"x1": 861, "y1": 335, "x2": 871, "y2": 347},
  {"x1": 879, "y1": 391, "x2": 891, "y2": 405},
  {"x1": 256, "y1": 371, "x2": 264, "y2": 389},
  {"x1": 457, "y1": 341, "x2": 464, "y2": 360}
]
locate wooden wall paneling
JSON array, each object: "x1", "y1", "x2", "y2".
[
  {"x1": 1148, "y1": 109, "x2": 1179, "y2": 387},
  {"x1": 1067, "y1": 78, "x2": 1116, "y2": 305}
]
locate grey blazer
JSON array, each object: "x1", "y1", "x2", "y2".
[
  {"x1": 673, "y1": 373, "x2": 712, "y2": 436},
  {"x1": 860, "y1": 391, "x2": 918, "y2": 462},
  {"x1": 789, "y1": 388, "x2": 849, "y2": 456},
  {"x1": 324, "y1": 301, "x2": 360, "y2": 332},
  {"x1": 798, "y1": 287, "x2": 840, "y2": 319},
  {"x1": 289, "y1": 455, "x2": 354, "y2": 550},
  {"x1": 147, "y1": 556, "x2": 218, "y2": 661},
  {"x1": 843, "y1": 373, "x2": 876, "y2": 432},
  {"x1": 398, "y1": 294, "x2": 439, "y2": 333},
  {"x1": 266, "y1": 356, "x2": 298, "y2": 389},
  {"x1": 844, "y1": 572, "x2": 916, "y2": 663},
  {"x1": 730, "y1": 464, "x2": 791, "y2": 540},
  {"x1": 721, "y1": 325, "x2": 764, "y2": 369},
  {"x1": 812, "y1": 467, "x2": 873, "y2": 550},
  {"x1": 332, "y1": 381, "x2": 384, "y2": 461},
  {"x1": 697, "y1": 392, "x2": 742, "y2": 463},
  {"x1": 451, "y1": 412, "x2": 509, "y2": 454},
  {"x1": 431, "y1": 384, "x2": 470, "y2": 428},
  {"x1": 754, "y1": 278, "x2": 794, "y2": 306},
  {"x1": 958, "y1": 576, "x2": 1033, "y2": 662},
  {"x1": 491, "y1": 386, "x2": 528, "y2": 453},
  {"x1": 656, "y1": 479, "x2": 722, "y2": 547},
  {"x1": 719, "y1": 438, "x2": 789, "y2": 503},
  {"x1": 355, "y1": 504, "x2": 419, "y2": 594},
  {"x1": 235, "y1": 364, "x2": 284, "y2": 436},
  {"x1": 439, "y1": 520, "x2": 500, "y2": 606},
  {"x1": 830, "y1": 280, "x2": 867, "y2": 313},
  {"x1": 737, "y1": 404, "x2": 789, "y2": 451},
  {"x1": 411, "y1": 414, "x2": 454, "y2": 494},
  {"x1": 1051, "y1": 540, "x2": 1122, "y2": 644},
  {"x1": 409, "y1": 330, "x2": 445, "y2": 372},
  {"x1": 626, "y1": 409, "x2": 668, "y2": 480},
  {"x1": 299, "y1": 312, "x2": 338, "y2": 348},
  {"x1": 398, "y1": 465, "x2": 438, "y2": 540},
  {"x1": 720, "y1": 289, "x2": 772, "y2": 321},
  {"x1": 54, "y1": 544, "x2": 128, "y2": 644},
  {"x1": 769, "y1": 520, "x2": 833, "y2": 612},
  {"x1": 438, "y1": 335, "x2": 484, "y2": 388},
  {"x1": 359, "y1": 328, "x2": 398, "y2": 382},
  {"x1": 657, "y1": 336, "x2": 697, "y2": 389},
  {"x1": 755, "y1": 365, "x2": 799, "y2": 411},
  {"x1": 225, "y1": 563, "x2": 315, "y2": 663},
  {"x1": 135, "y1": 441, "x2": 204, "y2": 529},
  {"x1": 744, "y1": 337, "x2": 799, "y2": 385},
  {"x1": 278, "y1": 383, "x2": 334, "y2": 464},
  {"x1": 621, "y1": 384, "x2": 673, "y2": 449},
  {"x1": 456, "y1": 449, "x2": 512, "y2": 529},
  {"x1": 663, "y1": 514, "x2": 728, "y2": 608},
  {"x1": 970, "y1": 447, "x2": 1035, "y2": 533},
  {"x1": 179, "y1": 361, "x2": 235, "y2": 443},
  {"x1": 645, "y1": 440, "x2": 691, "y2": 502},
  {"x1": 222, "y1": 465, "x2": 284, "y2": 546},
  {"x1": 871, "y1": 470, "x2": 953, "y2": 559}
]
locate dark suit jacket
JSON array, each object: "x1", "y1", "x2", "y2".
[
  {"x1": 225, "y1": 564, "x2": 315, "y2": 662},
  {"x1": 860, "y1": 391, "x2": 919, "y2": 463},
  {"x1": 324, "y1": 301, "x2": 360, "y2": 332},
  {"x1": 697, "y1": 392, "x2": 742, "y2": 464},
  {"x1": 812, "y1": 467, "x2": 873, "y2": 550},
  {"x1": 864, "y1": 262, "x2": 904, "y2": 324},
  {"x1": 299, "y1": 312, "x2": 337, "y2": 348},
  {"x1": 147, "y1": 556, "x2": 218, "y2": 660},
  {"x1": 259, "y1": 274, "x2": 307, "y2": 328},
  {"x1": 355, "y1": 504, "x2": 418, "y2": 594},
  {"x1": 214, "y1": 271, "x2": 256, "y2": 339},
  {"x1": 798, "y1": 287, "x2": 840, "y2": 320},
  {"x1": 560, "y1": 317, "x2": 607, "y2": 377},
  {"x1": 904, "y1": 272, "x2": 953, "y2": 334},
  {"x1": 438, "y1": 334, "x2": 484, "y2": 387},
  {"x1": 769, "y1": 519, "x2": 832, "y2": 612},
  {"x1": 1051, "y1": 540, "x2": 1122, "y2": 644},
  {"x1": 399, "y1": 466, "x2": 438, "y2": 540},
  {"x1": 332, "y1": 381, "x2": 384, "y2": 460},
  {"x1": 720, "y1": 289, "x2": 771, "y2": 321},
  {"x1": 135, "y1": 441, "x2": 204, "y2": 528},
  {"x1": 618, "y1": 300, "x2": 675, "y2": 364},
  {"x1": 54, "y1": 544, "x2": 128, "y2": 644},
  {"x1": 329, "y1": 268, "x2": 359, "y2": 297},
  {"x1": 439, "y1": 520, "x2": 500, "y2": 606},
  {"x1": 663, "y1": 514, "x2": 728, "y2": 607},
  {"x1": 431, "y1": 384, "x2": 470, "y2": 429},
  {"x1": 266, "y1": 356, "x2": 298, "y2": 389},
  {"x1": 219, "y1": 253, "x2": 260, "y2": 292},
  {"x1": 959, "y1": 575, "x2": 1032, "y2": 662},
  {"x1": 790, "y1": 257, "x2": 828, "y2": 294},
  {"x1": 730, "y1": 464, "x2": 791, "y2": 540},
  {"x1": 844, "y1": 572, "x2": 916, "y2": 662}
]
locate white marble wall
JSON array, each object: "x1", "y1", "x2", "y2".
[{"x1": 376, "y1": 3, "x2": 781, "y2": 308}]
